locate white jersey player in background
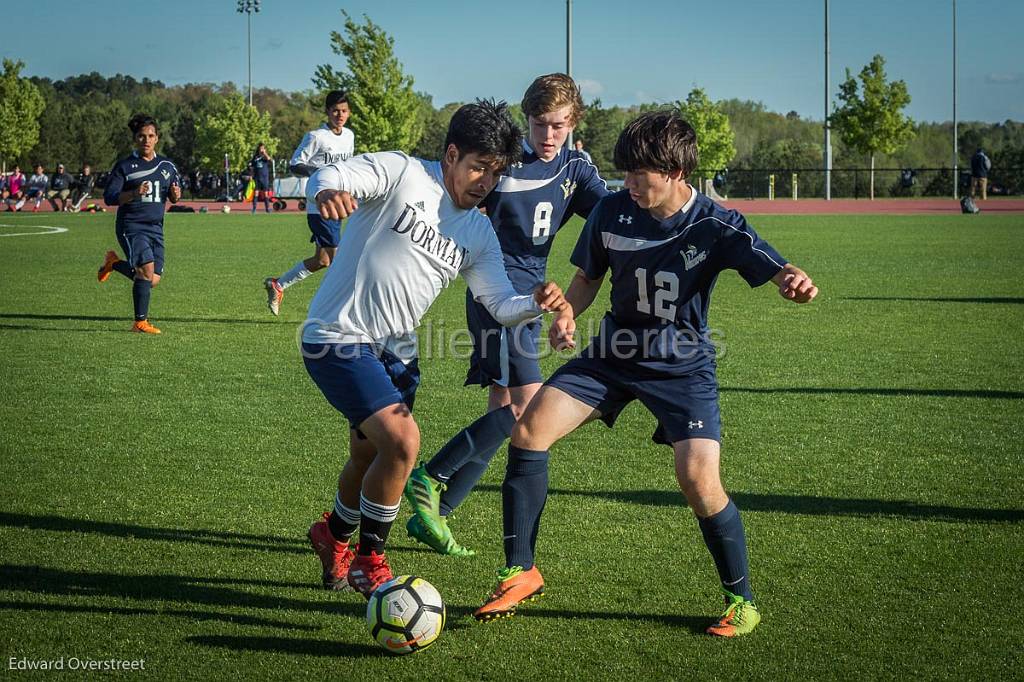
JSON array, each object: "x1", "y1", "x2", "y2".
[
  {"x1": 301, "y1": 100, "x2": 569, "y2": 598},
  {"x1": 263, "y1": 90, "x2": 355, "y2": 315}
]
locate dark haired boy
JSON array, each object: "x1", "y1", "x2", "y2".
[
  {"x1": 300, "y1": 100, "x2": 569, "y2": 598},
  {"x1": 263, "y1": 90, "x2": 354, "y2": 315},
  {"x1": 474, "y1": 110, "x2": 818, "y2": 636},
  {"x1": 98, "y1": 114, "x2": 181, "y2": 334}
]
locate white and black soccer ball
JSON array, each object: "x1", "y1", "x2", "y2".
[
  {"x1": 221, "y1": 205, "x2": 231, "y2": 214},
  {"x1": 366, "y1": 575, "x2": 445, "y2": 655}
]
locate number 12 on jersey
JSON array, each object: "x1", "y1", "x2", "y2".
[{"x1": 635, "y1": 267, "x2": 679, "y2": 320}]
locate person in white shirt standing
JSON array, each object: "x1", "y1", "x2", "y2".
[
  {"x1": 302, "y1": 100, "x2": 568, "y2": 598},
  {"x1": 263, "y1": 90, "x2": 355, "y2": 315}
]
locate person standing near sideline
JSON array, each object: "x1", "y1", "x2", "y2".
[{"x1": 970, "y1": 147, "x2": 992, "y2": 201}]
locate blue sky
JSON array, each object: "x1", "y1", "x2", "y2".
[{"x1": 5, "y1": 0, "x2": 1022, "y2": 122}]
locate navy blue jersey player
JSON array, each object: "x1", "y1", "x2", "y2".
[
  {"x1": 403, "y1": 74, "x2": 610, "y2": 556},
  {"x1": 98, "y1": 113, "x2": 181, "y2": 334},
  {"x1": 473, "y1": 111, "x2": 818, "y2": 635},
  {"x1": 249, "y1": 142, "x2": 273, "y2": 214}
]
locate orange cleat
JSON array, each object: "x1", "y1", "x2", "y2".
[
  {"x1": 263, "y1": 277, "x2": 283, "y2": 316},
  {"x1": 97, "y1": 250, "x2": 120, "y2": 282},
  {"x1": 307, "y1": 512, "x2": 356, "y2": 590},
  {"x1": 131, "y1": 320, "x2": 161, "y2": 334},
  {"x1": 473, "y1": 565, "x2": 544, "y2": 622}
]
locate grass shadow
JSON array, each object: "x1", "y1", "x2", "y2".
[
  {"x1": 0, "y1": 312, "x2": 281, "y2": 326},
  {"x1": 0, "y1": 599, "x2": 315, "y2": 630},
  {"x1": 0, "y1": 563, "x2": 367, "y2": 620},
  {"x1": 445, "y1": 603, "x2": 707, "y2": 633},
  {"x1": 475, "y1": 486, "x2": 1023, "y2": 523},
  {"x1": 186, "y1": 634, "x2": 384, "y2": 658}
]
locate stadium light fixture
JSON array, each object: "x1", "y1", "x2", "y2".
[{"x1": 236, "y1": 0, "x2": 261, "y2": 106}]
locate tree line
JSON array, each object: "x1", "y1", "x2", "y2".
[{"x1": 2, "y1": 12, "x2": 1022, "y2": 198}]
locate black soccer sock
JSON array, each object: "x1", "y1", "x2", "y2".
[
  {"x1": 132, "y1": 278, "x2": 152, "y2": 321},
  {"x1": 697, "y1": 499, "x2": 754, "y2": 601},
  {"x1": 357, "y1": 494, "x2": 399, "y2": 556},
  {"x1": 113, "y1": 261, "x2": 135, "y2": 279},
  {"x1": 427, "y1": 404, "x2": 516, "y2": 493},
  {"x1": 502, "y1": 445, "x2": 549, "y2": 570},
  {"x1": 327, "y1": 492, "x2": 360, "y2": 542}
]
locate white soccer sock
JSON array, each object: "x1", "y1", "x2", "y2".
[
  {"x1": 15, "y1": 199, "x2": 25, "y2": 210},
  {"x1": 334, "y1": 492, "x2": 361, "y2": 525},
  {"x1": 359, "y1": 494, "x2": 400, "y2": 523},
  {"x1": 277, "y1": 261, "x2": 312, "y2": 290}
]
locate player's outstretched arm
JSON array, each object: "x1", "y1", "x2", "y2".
[
  {"x1": 549, "y1": 269, "x2": 604, "y2": 351},
  {"x1": 771, "y1": 263, "x2": 818, "y2": 304}
]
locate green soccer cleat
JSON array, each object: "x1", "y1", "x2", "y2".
[
  {"x1": 706, "y1": 589, "x2": 761, "y2": 637},
  {"x1": 405, "y1": 514, "x2": 475, "y2": 557},
  {"x1": 404, "y1": 463, "x2": 447, "y2": 537}
]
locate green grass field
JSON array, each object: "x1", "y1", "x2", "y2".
[{"x1": 1, "y1": 211, "x2": 1022, "y2": 679}]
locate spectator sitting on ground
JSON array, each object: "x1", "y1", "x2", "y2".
[
  {"x1": 71, "y1": 164, "x2": 96, "y2": 211},
  {"x1": 23, "y1": 165, "x2": 49, "y2": 211},
  {"x1": 5, "y1": 166, "x2": 26, "y2": 211},
  {"x1": 47, "y1": 163, "x2": 74, "y2": 211}
]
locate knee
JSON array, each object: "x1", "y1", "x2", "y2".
[
  {"x1": 316, "y1": 252, "x2": 332, "y2": 269},
  {"x1": 510, "y1": 415, "x2": 547, "y2": 451},
  {"x1": 381, "y1": 423, "x2": 419, "y2": 470}
]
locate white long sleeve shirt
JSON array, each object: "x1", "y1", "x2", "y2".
[
  {"x1": 302, "y1": 152, "x2": 544, "y2": 361},
  {"x1": 289, "y1": 124, "x2": 355, "y2": 214}
]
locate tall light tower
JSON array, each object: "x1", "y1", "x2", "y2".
[
  {"x1": 237, "y1": 0, "x2": 261, "y2": 106},
  {"x1": 824, "y1": 0, "x2": 832, "y2": 201},
  {"x1": 952, "y1": 0, "x2": 959, "y2": 199}
]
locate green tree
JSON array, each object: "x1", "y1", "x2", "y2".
[
  {"x1": 576, "y1": 99, "x2": 631, "y2": 178},
  {"x1": 831, "y1": 54, "x2": 914, "y2": 199},
  {"x1": 675, "y1": 88, "x2": 736, "y2": 186},
  {"x1": 0, "y1": 59, "x2": 45, "y2": 168},
  {"x1": 312, "y1": 11, "x2": 423, "y2": 153},
  {"x1": 194, "y1": 94, "x2": 279, "y2": 173}
]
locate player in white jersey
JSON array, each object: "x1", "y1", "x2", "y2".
[
  {"x1": 302, "y1": 100, "x2": 569, "y2": 598},
  {"x1": 263, "y1": 90, "x2": 355, "y2": 315}
]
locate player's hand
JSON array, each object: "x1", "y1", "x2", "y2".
[
  {"x1": 316, "y1": 190, "x2": 358, "y2": 220},
  {"x1": 533, "y1": 281, "x2": 567, "y2": 313},
  {"x1": 549, "y1": 309, "x2": 576, "y2": 351},
  {"x1": 137, "y1": 181, "x2": 151, "y2": 198},
  {"x1": 168, "y1": 183, "x2": 181, "y2": 203},
  {"x1": 776, "y1": 265, "x2": 818, "y2": 303}
]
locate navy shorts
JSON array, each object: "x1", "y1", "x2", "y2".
[
  {"x1": 545, "y1": 356, "x2": 722, "y2": 445},
  {"x1": 464, "y1": 291, "x2": 544, "y2": 388},
  {"x1": 302, "y1": 343, "x2": 420, "y2": 429},
  {"x1": 117, "y1": 226, "x2": 165, "y2": 275},
  {"x1": 307, "y1": 214, "x2": 341, "y2": 248}
]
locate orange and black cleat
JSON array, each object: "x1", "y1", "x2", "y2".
[
  {"x1": 97, "y1": 250, "x2": 120, "y2": 282},
  {"x1": 473, "y1": 565, "x2": 544, "y2": 622},
  {"x1": 131, "y1": 320, "x2": 161, "y2": 335}
]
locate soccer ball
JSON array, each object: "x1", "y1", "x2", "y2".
[
  {"x1": 366, "y1": 576, "x2": 445, "y2": 655},
  {"x1": 221, "y1": 205, "x2": 231, "y2": 214}
]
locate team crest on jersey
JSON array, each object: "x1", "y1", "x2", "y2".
[
  {"x1": 560, "y1": 178, "x2": 576, "y2": 200},
  {"x1": 682, "y1": 244, "x2": 708, "y2": 271},
  {"x1": 161, "y1": 169, "x2": 171, "y2": 180}
]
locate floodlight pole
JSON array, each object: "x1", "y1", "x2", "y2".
[
  {"x1": 247, "y1": 9, "x2": 253, "y2": 106},
  {"x1": 824, "y1": 0, "x2": 832, "y2": 201},
  {"x1": 566, "y1": 0, "x2": 574, "y2": 147},
  {"x1": 952, "y1": 0, "x2": 959, "y2": 199}
]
